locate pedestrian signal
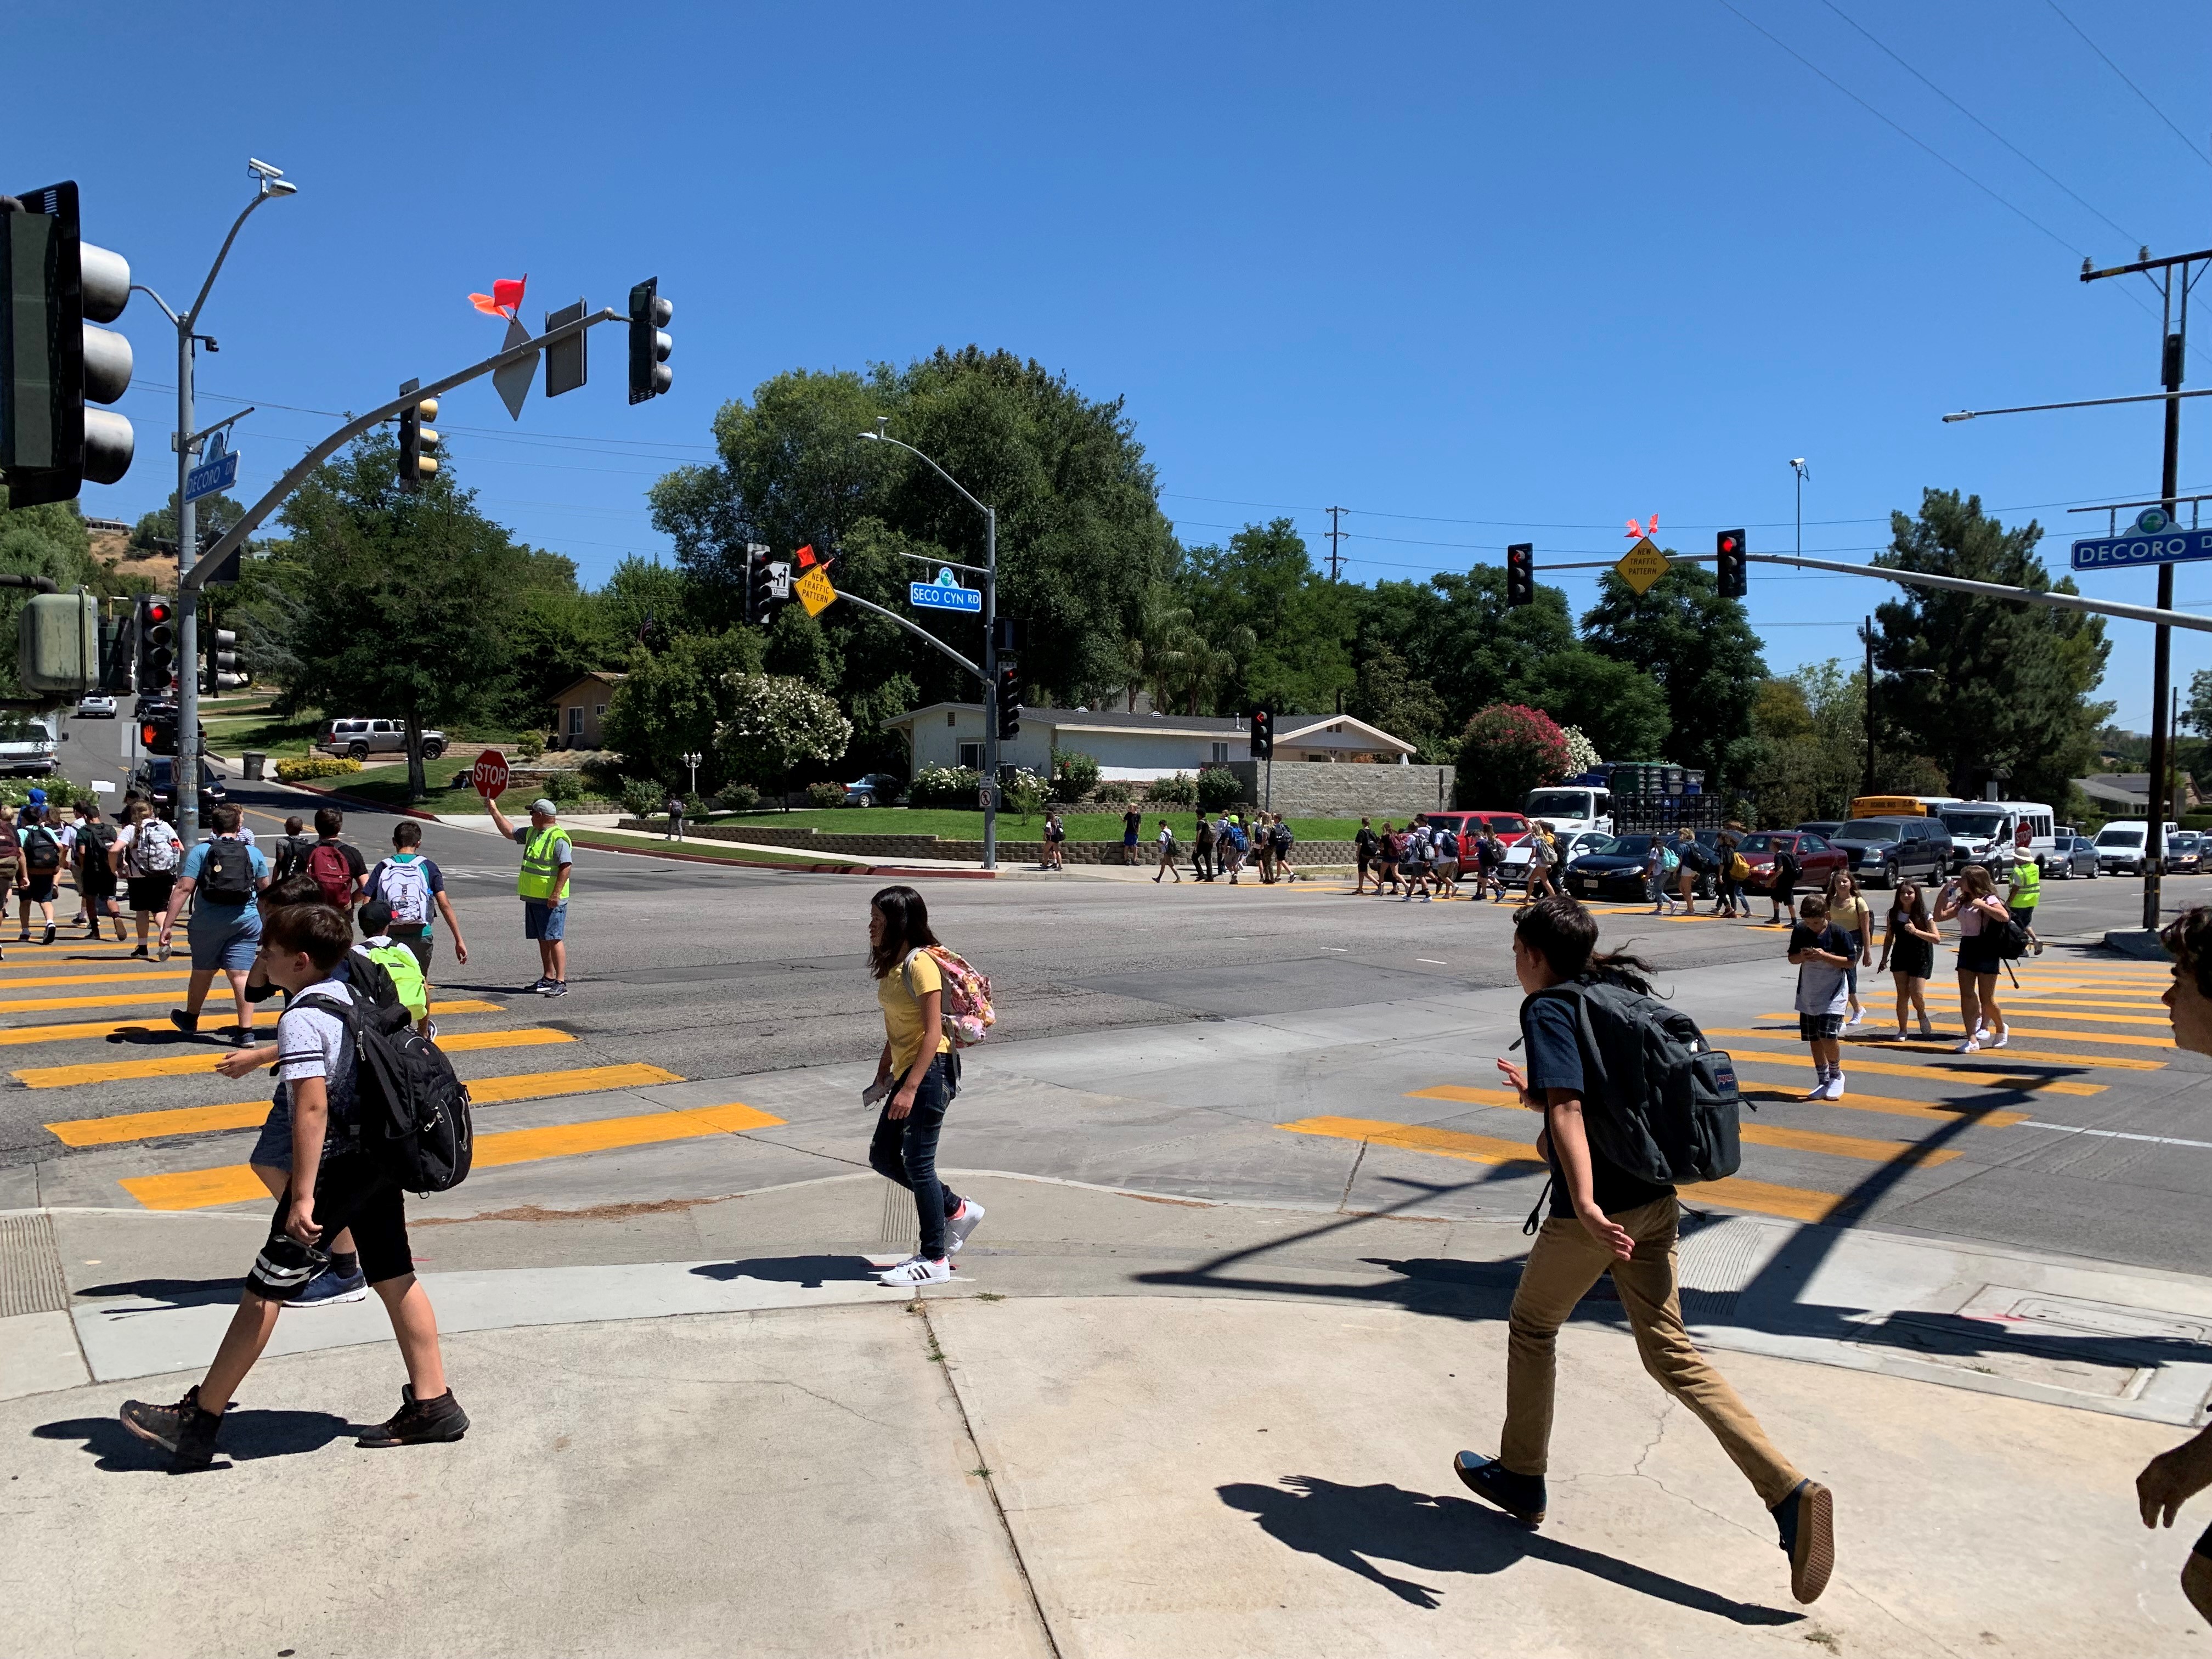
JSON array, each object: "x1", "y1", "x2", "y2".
[
  {"x1": 1250, "y1": 708, "x2": 1274, "y2": 759},
  {"x1": 1505, "y1": 543, "x2": 1534, "y2": 608}
]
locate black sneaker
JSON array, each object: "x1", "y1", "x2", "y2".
[
  {"x1": 41, "y1": 923, "x2": 54, "y2": 946},
  {"x1": 540, "y1": 980, "x2": 567, "y2": 997},
  {"x1": 129, "y1": 944, "x2": 149, "y2": 959},
  {"x1": 358, "y1": 1384, "x2": 470, "y2": 1448},
  {"x1": 1772, "y1": 1479, "x2": 1835, "y2": 1604},
  {"x1": 1452, "y1": 1451, "x2": 1546, "y2": 1526},
  {"x1": 120, "y1": 1384, "x2": 223, "y2": 1471},
  {"x1": 168, "y1": 1008, "x2": 198, "y2": 1035}
]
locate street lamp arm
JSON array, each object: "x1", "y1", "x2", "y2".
[
  {"x1": 834, "y1": 589, "x2": 983, "y2": 680},
  {"x1": 1742, "y1": 551, "x2": 2212, "y2": 634},
  {"x1": 183, "y1": 188, "x2": 280, "y2": 326},
  {"x1": 129, "y1": 284, "x2": 180, "y2": 326},
  {"x1": 870, "y1": 433, "x2": 991, "y2": 518}
]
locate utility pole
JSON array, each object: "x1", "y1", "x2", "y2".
[
  {"x1": 1863, "y1": 614, "x2": 1875, "y2": 798},
  {"x1": 1325, "y1": 505, "x2": 1346, "y2": 580},
  {"x1": 2081, "y1": 247, "x2": 2206, "y2": 931}
]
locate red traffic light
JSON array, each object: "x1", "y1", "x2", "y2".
[
  {"x1": 1717, "y1": 533, "x2": 1739, "y2": 555},
  {"x1": 144, "y1": 600, "x2": 171, "y2": 625}
]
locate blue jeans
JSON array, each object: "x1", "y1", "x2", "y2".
[{"x1": 868, "y1": 1053, "x2": 963, "y2": 1259}]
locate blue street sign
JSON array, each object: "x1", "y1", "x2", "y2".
[
  {"x1": 184, "y1": 448, "x2": 238, "y2": 504},
  {"x1": 910, "y1": 566, "x2": 982, "y2": 614},
  {"x1": 2071, "y1": 526, "x2": 2212, "y2": 572}
]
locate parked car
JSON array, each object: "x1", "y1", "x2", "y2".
[
  {"x1": 2044, "y1": 832, "x2": 2100, "y2": 879},
  {"x1": 316, "y1": 718, "x2": 445, "y2": 762},
  {"x1": 0, "y1": 712, "x2": 58, "y2": 776},
  {"x1": 2169, "y1": 831, "x2": 2205, "y2": 874},
  {"x1": 129, "y1": 757, "x2": 228, "y2": 825},
  {"x1": 2093, "y1": 822, "x2": 2163, "y2": 876},
  {"x1": 1825, "y1": 816, "x2": 1953, "y2": 889},
  {"x1": 1562, "y1": 833, "x2": 1664, "y2": 902},
  {"x1": 1795, "y1": 821, "x2": 1845, "y2": 840},
  {"x1": 74, "y1": 695, "x2": 117, "y2": 719},
  {"x1": 1736, "y1": 830, "x2": 1847, "y2": 893},
  {"x1": 1502, "y1": 827, "x2": 1611, "y2": 887},
  {"x1": 1425, "y1": 810, "x2": 1532, "y2": 847},
  {"x1": 841, "y1": 772, "x2": 904, "y2": 806}
]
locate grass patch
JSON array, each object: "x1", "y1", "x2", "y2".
[
  {"x1": 703, "y1": 806, "x2": 1375, "y2": 841},
  {"x1": 566, "y1": 828, "x2": 842, "y2": 868}
]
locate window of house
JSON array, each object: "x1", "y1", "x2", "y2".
[
  {"x1": 568, "y1": 706, "x2": 584, "y2": 736},
  {"x1": 947, "y1": 712, "x2": 957, "y2": 727},
  {"x1": 594, "y1": 704, "x2": 607, "y2": 720},
  {"x1": 1211, "y1": 742, "x2": 1229, "y2": 763},
  {"x1": 958, "y1": 742, "x2": 984, "y2": 770}
]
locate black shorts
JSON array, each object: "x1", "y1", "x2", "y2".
[
  {"x1": 1957, "y1": 934, "x2": 2004, "y2": 976},
  {"x1": 20, "y1": 874, "x2": 57, "y2": 903},
  {"x1": 387, "y1": 923, "x2": 433, "y2": 973},
  {"x1": 245, "y1": 1150, "x2": 411, "y2": 1300},
  {"x1": 78, "y1": 866, "x2": 117, "y2": 900},
  {"x1": 127, "y1": 874, "x2": 174, "y2": 913}
]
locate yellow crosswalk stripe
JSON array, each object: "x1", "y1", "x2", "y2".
[
  {"x1": 1709, "y1": 1029, "x2": 2164, "y2": 1070},
  {"x1": 0, "y1": 990, "x2": 215, "y2": 1013},
  {"x1": 1277, "y1": 1115, "x2": 1852, "y2": 1224},
  {"x1": 1398, "y1": 1086, "x2": 1962, "y2": 1163},
  {"x1": 1924, "y1": 998, "x2": 2170, "y2": 1019},
  {"x1": 118, "y1": 1098, "x2": 785, "y2": 1211},
  {"x1": 0, "y1": 1000, "x2": 504, "y2": 1046},
  {"x1": 1410, "y1": 1079, "x2": 2026, "y2": 1127},
  {"x1": 0, "y1": 971, "x2": 188, "y2": 990},
  {"x1": 1406, "y1": 1084, "x2": 1525, "y2": 1110},
  {"x1": 1768, "y1": 1006, "x2": 2174, "y2": 1031},
  {"x1": 41, "y1": 1062, "x2": 685, "y2": 1148},
  {"x1": 14, "y1": 1025, "x2": 572, "y2": 1088},
  {"x1": 1729, "y1": 1047, "x2": 2104, "y2": 1096}
]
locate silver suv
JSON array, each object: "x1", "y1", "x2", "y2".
[{"x1": 316, "y1": 718, "x2": 446, "y2": 762}]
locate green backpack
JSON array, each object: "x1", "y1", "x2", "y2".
[{"x1": 365, "y1": 940, "x2": 428, "y2": 1024}]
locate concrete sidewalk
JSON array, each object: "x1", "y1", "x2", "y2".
[{"x1": 3, "y1": 1173, "x2": 2207, "y2": 1655}]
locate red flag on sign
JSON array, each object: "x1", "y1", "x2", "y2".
[
  {"x1": 795, "y1": 544, "x2": 817, "y2": 567},
  {"x1": 468, "y1": 275, "x2": 528, "y2": 318}
]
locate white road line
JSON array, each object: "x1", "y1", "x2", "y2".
[
  {"x1": 2023, "y1": 1121, "x2": 2212, "y2": 1150},
  {"x1": 1417, "y1": 958, "x2": 1448, "y2": 966}
]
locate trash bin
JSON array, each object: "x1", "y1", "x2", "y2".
[{"x1": 242, "y1": 751, "x2": 266, "y2": 781}]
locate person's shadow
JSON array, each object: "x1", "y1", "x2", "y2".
[
  {"x1": 1217, "y1": 1475, "x2": 1800, "y2": 1623},
  {"x1": 74, "y1": 1275, "x2": 240, "y2": 1312},
  {"x1": 690, "y1": 1256, "x2": 884, "y2": 1289},
  {"x1": 33, "y1": 1408, "x2": 354, "y2": 1473}
]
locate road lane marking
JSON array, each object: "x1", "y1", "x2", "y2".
[
  {"x1": 1709, "y1": 1029, "x2": 2163, "y2": 1070},
  {"x1": 40, "y1": 1061, "x2": 686, "y2": 1148},
  {"x1": 1399, "y1": 1086, "x2": 1966, "y2": 1163},
  {"x1": 1835, "y1": 1003, "x2": 2174, "y2": 1025},
  {"x1": 1727, "y1": 1049, "x2": 2104, "y2": 1096},
  {"x1": 14, "y1": 1025, "x2": 572, "y2": 1087},
  {"x1": 119, "y1": 1098, "x2": 786, "y2": 1210},
  {"x1": 2021, "y1": 1121, "x2": 2212, "y2": 1150},
  {"x1": 1735, "y1": 1085, "x2": 2026, "y2": 1126}
]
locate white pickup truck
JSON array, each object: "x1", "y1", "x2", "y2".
[{"x1": 0, "y1": 712, "x2": 58, "y2": 777}]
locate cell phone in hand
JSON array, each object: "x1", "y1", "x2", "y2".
[{"x1": 861, "y1": 1076, "x2": 893, "y2": 1108}]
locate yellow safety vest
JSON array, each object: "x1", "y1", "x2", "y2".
[{"x1": 518, "y1": 826, "x2": 570, "y2": 900}]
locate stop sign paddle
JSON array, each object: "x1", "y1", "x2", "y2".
[{"x1": 472, "y1": 748, "x2": 511, "y2": 800}]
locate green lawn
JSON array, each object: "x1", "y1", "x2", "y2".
[
  {"x1": 567, "y1": 827, "x2": 848, "y2": 868},
  {"x1": 702, "y1": 807, "x2": 1374, "y2": 841}
]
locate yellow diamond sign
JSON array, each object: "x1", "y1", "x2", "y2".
[
  {"x1": 794, "y1": 564, "x2": 838, "y2": 618},
  {"x1": 1615, "y1": 537, "x2": 1669, "y2": 595}
]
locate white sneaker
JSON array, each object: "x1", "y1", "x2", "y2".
[
  {"x1": 1986, "y1": 1030, "x2": 2009, "y2": 1049},
  {"x1": 946, "y1": 1200, "x2": 986, "y2": 1254},
  {"x1": 1844, "y1": 1013, "x2": 1864, "y2": 1030},
  {"x1": 1820, "y1": 1074, "x2": 1846, "y2": 1101},
  {"x1": 1955, "y1": 1037, "x2": 1980, "y2": 1053},
  {"x1": 1803, "y1": 1076, "x2": 1830, "y2": 1101},
  {"x1": 877, "y1": 1255, "x2": 952, "y2": 1287}
]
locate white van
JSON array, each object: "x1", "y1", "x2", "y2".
[
  {"x1": 1522, "y1": 785, "x2": 1612, "y2": 837},
  {"x1": 1997, "y1": 800, "x2": 2057, "y2": 872},
  {"x1": 2092, "y1": 820, "x2": 2182, "y2": 876}
]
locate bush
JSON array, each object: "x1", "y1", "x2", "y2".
[
  {"x1": 806, "y1": 780, "x2": 848, "y2": 808},
  {"x1": 515, "y1": 729, "x2": 548, "y2": 761},
  {"x1": 1195, "y1": 764, "x2": 1244, "y2": 811},
  {"x1": 1457, "y1": 704, "x2": 1568, "y2": 808},
  {"x1": 1005, "y1": 768, "x2": 1046, "y2": 822},
  {"x1": 544, "y1": 770, "x2": 588, "y2": 806},
  {"x1": 1049, "y1": 748, "x2": 1101, "y2": 804},
  {"x1": 275, "y1": 756, "x2": 363, "y2": 783},
  {"x1": 909, "y1": 764, "x2": 983, "y2": 808},
  {"x1": 1146, "y1": 771, "x2": 1198, "y2": 806},
  {"x1": 620, "y1": 778, "x2": 667, "y2": 819},
  {"x1": 1093, "y1": 778, "x2": 1136, "y2": 805},
  {"x1": 713, "y1": 782, "x2": 760, "y2": 813}
]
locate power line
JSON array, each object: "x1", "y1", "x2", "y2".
[{"x1": 2044, "y1": 0, "x2": 2212, "y2": 170}]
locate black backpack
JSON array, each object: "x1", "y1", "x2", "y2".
[
  {"x1": 199, "y1": 838, "x2": 255, "y2": 905},
  {"x1": 21, "y1": 825, "x2": 59, "y2": 874},
  {"x1": 297, "y1": 992, "x2": 473, "y2": 1193},
  {"x1": 78, "y1": 820, "x2": 117, "y2": 865},
  {"x1": 1530, "y1": 980, "x2": 1746, "y2": 1188},
  {"x1": 1994, "y1": 916, "x2": 2032, "y2": 960}
]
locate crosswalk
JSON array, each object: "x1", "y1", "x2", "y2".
[
  {"x1": 1280, "y1": 960, "x2": 2183, "y2": 1228},
  {"x1": 8, "y1": 936, "x2": 786, "y2": 1214}
]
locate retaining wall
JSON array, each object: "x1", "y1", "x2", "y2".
[
  {"x1": 1224, "y1": 760, "x2": 1455, "y2": 819},
  {"x1": 617, "y1": 819, "x2": 1360, "y2": 866}
]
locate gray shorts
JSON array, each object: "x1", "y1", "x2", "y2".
[{"x1": 250, "y1": 1097, "x2": 292, "y2": 1171}]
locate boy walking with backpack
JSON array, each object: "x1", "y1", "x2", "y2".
[
  {"x1": 17, "y1": 804, "x2": 64, "y2": 945},
  {"x1": 1452, "y1": 896, "x2": 1835, "y2": 1605},
  {"x1": 306, "y1": 805, "x2": 369, "y2": 912},
  {"x1": 1789, "y1": 893, "x2": 1854, "y2": 1101},
  {"x1": 71, "y1": 800, "x2": 125, "y2": 942},
  {"x1": 367, "y1": 820, "x2": 468, "y2": 978},
  {"x1": 120, "y1": 902, "x2": 467, "y2": 1470}
]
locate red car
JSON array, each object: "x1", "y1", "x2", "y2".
[
  {"x1": 1737, "y1": 830, "x2": 1847, "y2": 893},
  {"x1": 1425, "y1": 810, "x2": 1531, "y2": 845}
]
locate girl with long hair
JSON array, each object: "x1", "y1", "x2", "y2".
[
  {"x1": 1822, "y1": 870, "x2": 1875, "y2": 1029},
  {"x1": 1876, "y1": 878, "x2": 1940, "y2": 1040},
  {"x1": 865, "y1": 885, "x2": 984, "y2": 1286},
  {"x1": 1935, "y1": 865, "x2": 2011, "y2": 1052}
]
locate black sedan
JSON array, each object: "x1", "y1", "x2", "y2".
[{"x1": 1562, "y1": 834, "x2": 1662, "y2": 902}]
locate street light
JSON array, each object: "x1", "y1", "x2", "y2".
[
  {"x1": 131, "y1": 158, "x2": 297, "y2": 830},
  {"x1": 1790, "y1": 458, "x2": 1810, "y2": 561},
  {"x1": 857, "y1": 422, "x2": 1002, "y2": 870},
  {"x1": 680, "y1": 751, "x2": 702, "y2": 797}
]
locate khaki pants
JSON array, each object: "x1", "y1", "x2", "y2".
[{"x1": 1502, "y1": 1196, "x2": 1803, "y2": 1508}]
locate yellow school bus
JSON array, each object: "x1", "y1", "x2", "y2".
[{"x1": 1848, "y1": 795, "x2": 1927, "y2": 819}]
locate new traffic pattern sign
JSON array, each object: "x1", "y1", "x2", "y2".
[
  {"x1": 2072, "y1": 506, "x2": 2212, "y2": 572},
  {"x1": 795, "y1": 563, "x2": 837, "y2": 618},
  {"x1": 1615, "y1": 536, "x2": 1669, "y2": 595},
  {"x1": 472, "y1": 747, "x2": 511, "y2": 799},
  {"x1": 910, "y1": 567, "x2": 983, "y2": 613}
]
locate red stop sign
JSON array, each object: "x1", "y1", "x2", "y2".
[{"x1": 472, "y1": 748, "x2": 511, "y2": 799}]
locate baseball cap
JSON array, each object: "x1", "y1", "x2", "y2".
[{"x1": 530, "y1": 797, "x2": 559, "y2": 815}]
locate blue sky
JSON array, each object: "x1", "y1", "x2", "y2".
[{"x1": 14, "y1": 2, "x2": 2212, "y2": 728}]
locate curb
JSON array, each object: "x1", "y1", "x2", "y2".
[{"x1": 566, "y1": 832, "x2": 995, "y2": 879}]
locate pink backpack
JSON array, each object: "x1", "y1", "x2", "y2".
[{"x1": 906, "y1": 945, "x2": 995, "y2": 1048}]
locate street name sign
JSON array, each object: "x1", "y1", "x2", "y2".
[
  {"x1": 795, "y1": 564, "x2": 837, "y2": 618},
  {"x1": 1615, "y1": 537, "x2": 1669, "y2": 595},
  {"x1": 472, "y1": 748, "x2": 511, "y2": 799},
  {"x1": 2072, "y1": 507, "x2": 2212, "y2": 572},
  {"x1": 910, "y1": 567, "x2": 983, "y2": 614},
  {"x1": 184, "y1": 448, "x2": 238, "y2": 504}
]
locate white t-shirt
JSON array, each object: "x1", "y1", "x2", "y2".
[
  {"x1": 276, "y1": 977, "x2": 359, "y2": 1137},
  {"x1": 115, "y1": 819, "x2": 183, "y2": 877}
]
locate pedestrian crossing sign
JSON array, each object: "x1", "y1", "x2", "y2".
[
  {"x1": 795, "y1": 563, "x2": 837, "y2": 617},
  {"x1": 1615, "y1": 537, "x2": 1669, "y2": 594}
]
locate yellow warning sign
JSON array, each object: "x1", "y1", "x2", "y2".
[
  {"x1": 795, "y1": 565, "x2": 837, "y2": 618},
  {"x1": 1615, "y1": 537, "x2": 1670, "y2": 595}
]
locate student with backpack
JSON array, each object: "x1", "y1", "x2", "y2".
[
  {"x1": 1375, "y1": 822, "x2": 1401, "y2": 895},
  {"x1": 1762, "y1": 839, "x2": 1802, "y2": 926},
  {"x1": 1353, "y1": 817, "x2": 1379, "y2": 894},
  {"x1": 161, "y1": 802, "x2": 270, "y2": 1045},
  {"x1": 15, "y1": 804, "x2": 64, "y2": 945},
  {"x1": 1152, "y1": 819, "x2": 1182, "y2": 884},
  {"x1": 268, "y1": 815, "x2": 315, "y2": 885},
  {"x1": 357, "y1": 899, "x2": 431, "y2": 1030},
  {"x1": 367, "y1": 820, "x2": 467, "y2": 977},
  {"x1": 120, "y1": 901, "x2": 469, "y2": 1470},
  {"x1": 71, "y1": 800, "x2": 125, "y2": 943},
  {"x1": 306, "y1": 805, "x2": 369, "y2": 911},
  {"x1": 1193, "y1": 812, "x2": 1216, "y2": 881},
  {"x1": 1717, "y1": 831, "x2": 1749, "y2": 918},
  {"x1": 1645, "y1": 837, "x2": 1679, "y2": 914},
  {"x1": 1788, "y1": 893, "x2": 1854, "y2": 1101},
  {"x1": 1936, "y1": 866, "x2": 2012, "y2": 1053},
  {"x1": 1428, "y1": 822, "x2": 1455, "y2": 897},
  {"x1": 1221, "y1": 814, "x2": 1249, "y2": 883},
  {"x1": 1454, "y1": 896, "x2": 1835, "y2": 1606},
  {"x1": 865, "y1": 885, "x2": 988, "y2": 1288},
  {"x1": 112, "y1": 798, "x2": 183, "y2": 960}
]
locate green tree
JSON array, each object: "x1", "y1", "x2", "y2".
[
  {"x1": 1346, "y1": 643, "x2": 1446, "y2": 751},
  {"x1": 714, "y1": 672, "x2": 854, "y2": 806},
  {"x1": 1870, "y1": 490, "x2": 2111, "y2": 806},
  {"x1": 1513, "y1": 647, "x2": 1672, "y2": 763},
  {"x1": 600, "y1": 555, "x2": 694, "y2": 654},
  {"x1": 1578, "y1": 562, "x2": 1767, "y2": 785},
  {"x1": 1175, "y1": 520, "x2": 1357, "y2": 714},
  {"x1": 601, "y1": 628, "x2": 765, "y2": 787},
  {"x1": 130, "y1": 489, "x2": 250, "y2": 555},
  {"x1": 257, "y1": 435, "x2": 527, "y2": 801}
]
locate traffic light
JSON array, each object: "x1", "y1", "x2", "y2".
[
  {"x1": 1250, "y1": 708, "x2": 1274, "y2": 759},
  {"x1": 397, "y1": 383, "x2": 439, "y2": 491},
  {"x1": 996, "y1": 665, "x2": 1023, "y2": 742},
  {"x1": 138, "y1": 710, "x2": 177, "y2": 755},
  {"x1": 629, "y1": 278, "x2": 673, "y2": 404},
  {"x1": 1716, "y1": 528, "x2": 1747, "y2": 599},
  {"x1": 1, "y1": 182, "x2": 134, "y2": 505},
  {"x1": 206, "y1": 626, "x2": 245, "y2": 692},
  {"x1": 1505, "y1": 543, "x2": 1534, "y2": 607},
  {"x1": 135, "y1": 596, "x2": 176, "y2": 691},
  {"x1": 746, "y1": 544, "x2": 781, "y2": 624},
  {"x1": 17, "y1": 590, "x2": 99, "y2": 695}
]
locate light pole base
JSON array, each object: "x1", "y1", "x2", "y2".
[{"x1": 2103, "y1": 927, "x2": 2172, "y2": 961}]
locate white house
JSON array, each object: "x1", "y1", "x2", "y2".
[{"x1": 883, "y1": 698, "x2": 1418, "y2": 781}]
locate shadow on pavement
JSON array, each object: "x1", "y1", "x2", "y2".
[
  {"x1": 74, "y1": 1276, "x2": 241, "y2": 1311},
  {"x1": 1218, "y1": 1475, "x2": 1802, "y2": 1622},
  {"x1": 690, "y1": 1255, "x2": 883, "y2": 1289},
  {"x1": 33, "y1": 1408, "x2": 354, "y2": 1472}
]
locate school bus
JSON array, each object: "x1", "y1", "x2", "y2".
[{"x1": 1848, "y1": 794, "x2": 1963, "y2": 820}]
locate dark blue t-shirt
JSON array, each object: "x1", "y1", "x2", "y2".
[{"x1": 1520, "y1": 988, "x2": 1677, "y2": 1221}]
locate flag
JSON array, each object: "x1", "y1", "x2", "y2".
[{"x1": 468, "y1": 275, "x2": 528, "y2": 318}]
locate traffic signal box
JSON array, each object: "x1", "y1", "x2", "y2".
[
  {"x1": 1505, "y1": 543, "x2": 1535, "y2": 607},
  {"x1": 136, "y1": 596, "x2": 176, "y2": 692},
  {"x1": 629, "y1": 278, "x2": 673, "y2": 404},
  {"x1": 1716, "y1": 528, "x2": 1747, "y2": 599},
  {"x1": 1, "y1": 181, "x2": 135, "y2": 505},
  {"x1": 397, "y1": 387, "x2": 439, "y2": 492},
  {"x1": 746, "y1": 546, "x2": 781, "y2": 624},
  {"x1": 1249, "y1": 708, "x2": 1274, "y2": 759},
  {"x1": 996, "y1": 665, "x2": 1023, "y2": 742}
]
